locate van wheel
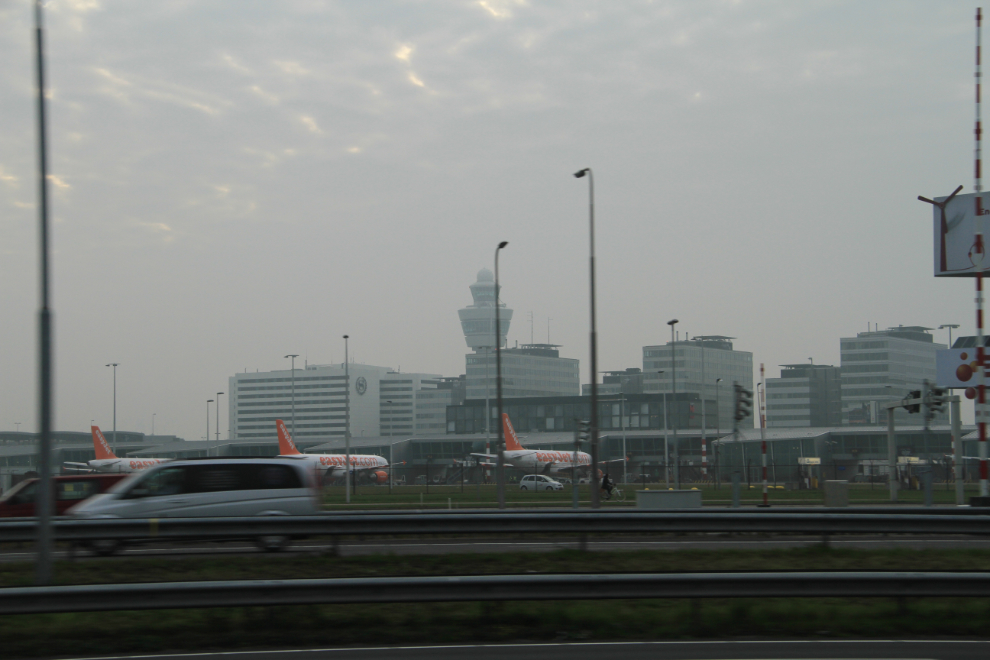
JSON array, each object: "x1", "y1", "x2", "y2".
[
  {"x1": 545, "y1": 486, "x2": 553, "y2": 492},
  {"x1": 520, "y1": 485, "x2": 528, "y2": 491},
  {"x1": 256, "y1": 535, "x2": 291, "y2": 552},
  {"x1": 87, "y1": 540, "x2": 123, "y2": 557}
]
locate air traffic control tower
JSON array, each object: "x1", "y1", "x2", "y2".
[{"x1": 458, "y1": 268, "x2": 512, "y2": 351}]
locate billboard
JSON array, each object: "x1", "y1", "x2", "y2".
[
  {"x1": 936, "y1": 348, "x2": 983, "y2": 388},
  {"x1": 929, "y1": 190, "x2": 990, "y2": 277}
]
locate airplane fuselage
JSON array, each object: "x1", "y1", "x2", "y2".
[
  {"x1": 87, "y1": 458, "x2": 170, "y2": 473},
  {"x1": 503, "y1": 450, "x2": 591, "y2": 474}
]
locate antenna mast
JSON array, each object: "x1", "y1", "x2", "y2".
[{"x1": 976, "y1": 7, "x2": 988, "y2": 497}]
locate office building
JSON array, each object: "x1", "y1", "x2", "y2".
[
  {"x1": 642, "y1": 335, "x2": 754, "y2": 431},
  {"x1": 840, "y1": 325, "x2": 947, "y2": 425},
  {"x1": 766, "y1": 364, "x2": 843, "y2": 427}
]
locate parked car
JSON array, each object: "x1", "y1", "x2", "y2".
[
  {"x1": 69, "y1": 458, "x2": 320, "y2": 554},
  {"x1": 555, "y1": 477, "x2": 572, "y2": 486},
  {"x1": 519, "y1": 474, "x2": 563, "y2": 492},
  {"x1": 0, "y1": 474, "x2": 128, "y2": 517}
]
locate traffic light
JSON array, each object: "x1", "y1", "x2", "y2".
[
  {"x1": 906, "y1": 390, "x2": 922, "y2": 414},
  {"x1": 575, "y1": 419, "x2": 591, "y2": 444},
  {"x1": 928, "y1": 384, "x2": 949, "y2": 415},
  {"x1": 733, "y1": 381, "x2": 753, "y2": 423}
]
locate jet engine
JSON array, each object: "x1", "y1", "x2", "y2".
[{"x1": 370, "y1": 470, "x2": 389, "y2": 485}]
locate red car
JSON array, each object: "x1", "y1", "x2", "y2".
[{"x1": 0, "y1": 474, "x2": 128, "y2": 517}]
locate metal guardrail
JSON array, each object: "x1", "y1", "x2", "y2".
[
  {"x1": 3, "y1": 571, "x2": 990, "y2": 615},
  {"x1": 3, "y1": 510, "x2": 990, "y2": 543}
]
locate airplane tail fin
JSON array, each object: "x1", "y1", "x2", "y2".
[
  {"x1": 276, "y1": 419, "x2": 301, "y2": 455},
  {"x1": 91, "y1": 426, "x2": 117, "y2": 460},
  {"x1": 502, "y1": 413, "x2": 524, "y2": 451}
]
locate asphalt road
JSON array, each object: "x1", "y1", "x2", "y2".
[
  {"x1": 4, "y1": 534, "x2": 990, "y2": 561},
  {"x1": 47, "y1": 640, "x2": 990, "y2": 660}
]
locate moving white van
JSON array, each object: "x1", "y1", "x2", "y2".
[{"x1": 70, "y1": 458, "x2": 320, "y2": 553}]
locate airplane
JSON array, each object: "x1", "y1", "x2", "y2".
[
  {"x1": 472, "y1": 414, "x2": 623, "y2": 478},
  {"x1": 275, "y1": 419, "x2": 390, "y2": 484},
  {"x1": 63, "y1": 426, "x2": 172, "y2": 473}
]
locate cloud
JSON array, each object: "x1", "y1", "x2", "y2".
[
  {"x1": 47, "y1": 174, "x2": 71, "y2": 190},
  {"x1": 408, "y1": 73, "x2": 425, "y2": 88},
  {"x1": 249, "y1": 85, "x2": 280, "y2": 104},
  {"x1": 477, "y1": 0, "x2": 524, "y2": 19},
  {"x1": 93, "y1": 67, "x2": 224, "y2": 115},
  {"x1": 395, "y1": 44, "x2": 413, "y2": 63},
  {"x1": 139, "y1": 221, "x2": 175, "y2": 244},
  {"x1": 221, "y1": 53, "x2": 253, "y2": 75},
  {"x1": 0, "y1": 167, "x2": 17, "y2": 188},
  {"x1": 274, "y1": 61, "x2": 310, "y2": 76},
  {"x1": 299, "y1": 115, "x2": 322, "y2": 134}
]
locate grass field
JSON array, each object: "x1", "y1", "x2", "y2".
[
  {"x1": 3, "y1": 547, "x2": 990, "y2": 656},
  {"x1": 322, "y1": 481, "x2": 983, "y2": 509}
]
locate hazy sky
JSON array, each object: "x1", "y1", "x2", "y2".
[{"x1": 0, "y1": 0, "x2": 981, "y2": 440}]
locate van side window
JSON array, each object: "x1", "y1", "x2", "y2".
[
  {"x1": 185, "y1": 464, "x2": 302, "y2": 493},
  {"x1": 124, "y1": 467, "x2": 188, "y2": 499},
  {"x1": 57, "y1": 480, "x2": 98, "y2": 501}
]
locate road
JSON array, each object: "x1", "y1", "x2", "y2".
[
  {"x1": 4, "y1": 534, "x2": 990, "y2": 561},
  {"x1": 46, "y1": 640, "x2": 990, "y2": 660}
]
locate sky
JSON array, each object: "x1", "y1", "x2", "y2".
[{"x1": 0, "y1": 0, "x2": 982, "y2": 440}]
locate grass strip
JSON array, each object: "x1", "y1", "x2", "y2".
[{"x1": 4, "y1": 547, "x2": 990, "y2": 657}]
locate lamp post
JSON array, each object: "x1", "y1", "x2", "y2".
[
  {"x1": 285, "y1": 354, "x2": 299, "y2": 441},
  {"x1": 668, "y1": 319, "x2": 679, "y2": 489},
  {"x1": 15, "y1": 422, "x2": 21, "y2": 433},
  {"x1": 939, "y1": 324, "x2": 960, "y2": 347},
  {"x1": 574, "y1": 167, "x2": 600, "y2": 509},
  {"x1": 389, "y1": 437, "x2": 405, "y2": 495},
  {"x1": 206, "y1": 399, "x2": 213, "y2": 446},
  {"x1": 658, "y1": 370, "x2": 668, "y2": 486},
  {"x1": 715, "y1": 378, "x2": 723, "y2": 437},
  {"x1": 151, "y1": 413, "x2": 155, "y2": 437},
  {"x1": 494, "y1": 240, "x2": 509, "y2": 509},
  {"x1": 216, "y1": 391, "x2": 224, "y2": 456},
  {"x1": 106, "y1": 363, "x2": 118, "y2": 454},
  {"x1": 620, "y1": 392, "x2": 627, "y2": 484},
  {"x1": 343, "y1": 335, "x2": 351, "y2": 503}
]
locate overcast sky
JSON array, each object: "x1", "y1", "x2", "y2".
[{"x1": 0, "y1": 0, "x2": 982, "y2": 440}]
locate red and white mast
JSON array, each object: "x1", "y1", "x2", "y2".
[{"x1": 977, "y1": 7, "x2": 988, "y2": 497}]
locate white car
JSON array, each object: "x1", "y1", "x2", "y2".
[{"x1": 519, "y1": 474, "x2": 563, "y2": 492}]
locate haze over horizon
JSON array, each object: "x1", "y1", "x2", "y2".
[{"x1": 0, "y1": 1, "x2": 980, "y2": 441}]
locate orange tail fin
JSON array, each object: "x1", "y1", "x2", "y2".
[
  {"x1": 276, "y1": 419, "x2": 301, "y2": 455},
  {"x1": 91, "y1": 426, "x2": 117, "y2": 460},
  {"x1": 502, "y1": 414, "x2": 524, "y2": 451}
]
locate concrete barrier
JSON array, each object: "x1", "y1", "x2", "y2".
[
  {"x1": 824, "y1": 480, "x2": 849, "y2": 508},
  {"x1": 636, "y1": 489, "x2": 702, "y2": 509}
]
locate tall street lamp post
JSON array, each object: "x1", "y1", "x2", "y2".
[
  {"x1": 206, "y1": 399, "x2": 213, "y2": 445},
  {"x1": 668, "y1": 319, "x2": 679, "y2": 489},
  {"x1": 574, "y1": 167, "x2": 600, "y2": 509},
  {"x1": 658, "y1": 370, "x2": 668, "y2": 486},
  {"x1": 285, "y1": 354, "x2": 299, "y2": 441},
  {"x1": 216, "y1": 391, "x2": 224, "y2": 456},
  {"x1": 151, "y1": 413, "x2": 155, "y2": 437},
  {"x1": 494, "y1": 241, "x2": 509, "y2": 509},
  {"x1": 343, "y1": 335, "x2": 351, "y2": 503},
  {"x1": 389, "y1": 437, "x2": 406, "y2": 495},
  {"x1": 106, "y1": 363, "x2": 118, "y2": 454},
  {"x1": 939, "y1": 324, "x2": 960, "y2": 347}
]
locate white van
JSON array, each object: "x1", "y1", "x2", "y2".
[
  {"x1": 519, "y1": 474, "x2": 563, "y2": 491},
  {"x1": 69, "y1": 458, "x2": 320, "y2": 553}
]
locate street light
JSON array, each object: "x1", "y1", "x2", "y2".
[
  {"x1": 216, "y1": 391, "x2": 224, "y2": 456},
  {"x1": 658, "y1": 370, "x2": 669, "y2": 487},
  {"x1": 389, "y1": 436, "x2": 406, "y2": 496},
  {"x1": 106, "y1": 363, "x2": 118, "y2": 454},
  {"x1": 284, "y1": 354, "x2": 299, "y2": 441},
  {"x1": 206, "y1": 399, "x2": 214, "y2": 446},
  {"x1": 494, "y1": 240, "x2": 509, "y2": 509},
  {"x1": 14, "y1": 423, "x2": 20, "y2": 433},
  {"x1": 574, "y1": 167, "x2": 600, "y2": 509},
  {"x1": 151, "y1": 413, "x2": 156, "y2": 437},
  {"x1": 343, "y1": 335, "x2": 351, "y2": 503},
  {"x1": 667, "y1": 319, "x2": 679, "y2": 489},
  {"x1": 939, "y1": 324, "x2": 960, "y2": 347},
  {"x1": 715, "y1": 378, "x2": 723, "y2": 437},
  {"x1": 715, "y1": 377, "x2": 724, "y2": 488}
]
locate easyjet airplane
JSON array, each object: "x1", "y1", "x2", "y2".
[
  {"x1": 472, "y1": 414, "x2": 622, "y2": 477},
  {"x1": 275, "y1": 419, "x2": 390, "y2": 484},
  {"x1": 63, "y1": 426, "x2": 172, "y2": 473}
]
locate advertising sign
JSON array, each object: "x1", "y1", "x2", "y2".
[
  {"x1": 936, "y1": 348, "x2": 984, "y2": 388},
  {"x1": 929, "y1": 190, "x2": 990, "y2": 277}
]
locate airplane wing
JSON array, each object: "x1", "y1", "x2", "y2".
[
  {"x1": 62, "y1": 462, "x2": 94, "y2": 472},
  {"x1": 470, "y1": 452, "x2": 498, "y2": 460}
]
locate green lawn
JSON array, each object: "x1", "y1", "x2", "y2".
[
  {"x1": 323, "y1": 482, "x2": 983, "y2": 509},
  {"x1": 3, "y1": 547, "x2": 990, "y2": 657}
]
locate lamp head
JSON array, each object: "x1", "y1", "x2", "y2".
[
  {"x1": 218, "y1": 391, "x2": 224, "y2": 396},
  {"x1": 498, "y1": 241, "x2": 508, "y2": 249},
  {"x1": 667, "y1": 319, "x2": 679, "y2": 326},
  {"x1": 573, "y1": 168, "x2": 589, "y2": 178},
  {"x1": 343, "y1": 334, "x2": 349, "y2": 339},
  {"x1": 207, "y1": 399, "x2": 214, "y2": 403}
]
